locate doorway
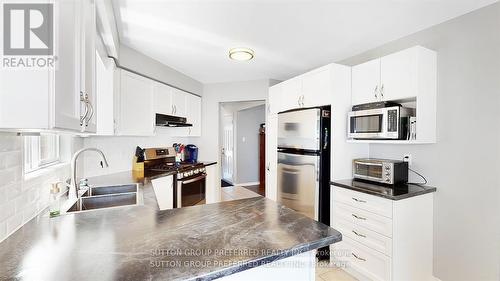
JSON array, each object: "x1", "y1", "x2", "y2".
[{"x1": 219, "y1": 101, "x2": 266, "y2": 197}]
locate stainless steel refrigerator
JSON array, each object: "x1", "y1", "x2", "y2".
[{"x1": 277, "y1": 106, "x2": 331, "y2": 227}]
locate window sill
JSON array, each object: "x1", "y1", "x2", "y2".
[{"x1": 24, "y1": 162, "x2": 70, "y2": 181}]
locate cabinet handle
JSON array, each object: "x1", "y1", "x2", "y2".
[
  {"x1": 352, "y1": 230, "x2": 366, "y2": 238},
  {"x1": 351, "y1": 197, "x2": 367, "y2": 203},
  {"x1": 85, "y1": 99, "x2": 94, "y2": 126},
  {"x1": 352, "y1": 214, "x2": 367, "y2": 220},
  {"x1": 301, "y1": 95, "x2": 305, "y2": 107},
  {"x1": 188, "y1": 128, "x2": 192, "y2": 135},
  {"x1": 266, "y1": 164, "x2": 270, "y2": 171},
  {"x1": 380, "y1": 84, "x2": 385, "y2": 99},
  {"x1": 80, "y1": 92, "x2": 89, "y2": 126},
  {"x1": 297, "y1": 97, "x2": 301, "y2": 107},
  {"x1": 174, "y1": 105, "x2": 177, "y2": 114},
  {"x1": 172, "y1": 105, "x2": 175, "y2": 115},
  {"x1": 352, "y1": 253, "x2": 366, "y2": 261},
  {"x1": 374, "y1": 85, "x2": 379, "y2": 99}
]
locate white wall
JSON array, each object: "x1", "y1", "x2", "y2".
[
  {"x1": 0, "y1": 134, "x2": 83, "y2": 242},
  {"x1": 340, "y1": 3, "x2": 500, "y2": 280},
  {"x1": 235, "y1": 105, "x2": 265, "y2": 184}
]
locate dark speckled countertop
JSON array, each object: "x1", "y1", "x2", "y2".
[
  {"x1": 0, "y1": 168, "x2": 341, "y2": 281},
  {"x1": 331, "y1": 179, "x2": 436, "y2": 200}
]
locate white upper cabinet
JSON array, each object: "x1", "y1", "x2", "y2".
[
  {"x1": 302, "y1": 68, "x2": 332, "y2": 108},
  {"x1": 352, "y1": 58, "x2": 381, "y2": 105},
  {"x1": 116, "y1": 70, "x2": 155, "y2": 136},
  {"x1": 154, "y1": 82, "x2": 173, "y2": 115},
  {"x1": 171, "y1": 88, "x2": 187, "y2": 117},
  {"x1": 0, "y1": 0, "x2": 96, "y2": 132},
  {"x1": 186, "y1": 94, "x2": 202, "y2": 136},
  {"x1": 95, "y1": 53, "x2": 115, "y2": 135},
  {"x1": 281, "y1": 79, "x2": 302, "y2": 111},
  {"x1": 351, "y1": 46, "x2": 436, "y2": 106},
  {"x1": 268, "y1": 84, "x2": 283, "y2": 115}
]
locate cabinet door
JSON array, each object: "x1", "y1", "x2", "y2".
[
  {"x1": 268, "y1": 84, "x2": 282, "y2": 115},
  {"x1": 265, "y1": 115, "x2": 278, "y2": 201},
  {"x1": 186, "y1": 94, "x2": 202, "y2": 136},
  {"x1": 380, "y1": 47, "x2": 417, "y2": 101},
  {"x1": 80, "y1": 0, "x2": 96, "y2": 132},
  {"x1": 154, "y1": 82, "x2": 172, "y2": 115},
  {"x1": 352, "y1": 58, "x2": 381, "y2": 105},
  {"x1": 171, "y1": 88, "x2": 187, "y2": 117},
  {"x1": 52, "y1": 0, "x2": 83, "y2": 131},
  {"x1": 302, "y1": 68, "x2": 331, "y2": 107},
  {"x1": 118, "y1": 70, "x2": 154, "y2": 136},
  {"x1": 280, "y1": 79, "x2": 302, "y2": 111},
  {"x1": 95, "y1": 53, "x2": 115, "y2": 135},
  {"x1": 151, "y1": 176, "x2": 174, "y2": 210}
]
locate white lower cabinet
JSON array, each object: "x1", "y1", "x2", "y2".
[{"x1": 331, "y1": 186, "x2": 434, "y2": 281}]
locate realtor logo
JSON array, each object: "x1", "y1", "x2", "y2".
[{"x1": 3, "y1": 3, "x2": 53, "y2": 55}]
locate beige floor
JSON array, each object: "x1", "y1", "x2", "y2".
[
  {"x1": 221, "y1": 185, "x2": 261, "y2": 201},
  {"x1": 221, "y1": 186, "x2": 357, "y2": 281},
  {"x1": 316, "y1": 261, "x2": 358, "y2": 281}
]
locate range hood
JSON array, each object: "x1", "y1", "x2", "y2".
[{"x1": 155, "y1": 113, "x2": 193, "y2": 127}]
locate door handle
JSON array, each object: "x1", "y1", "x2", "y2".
[
  {"x1": 352, "y1": 230, "x2": 366, "y2": 238},
  {"x1": 352, "y1": 214, "x2": 367, "y2": 220},
  {"x1": 352, "y1": 253, "x2": 366, "y2": 261},
  {"x1": 380, "y1": 84, "x2": 385, "y2": 99},
  {"x1": 351, "y1": 197, "x2": 367, "y2": 203},
  {"x1": 80, "y1": 91, "x2": 89, "y2": 127},
  {"x1": 374, "y1": 85, "x2": 379, "y2": 100}
]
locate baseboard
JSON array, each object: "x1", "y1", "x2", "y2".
[{"x1": 236, "y1": 181, "x2": 260, "y2": 186}]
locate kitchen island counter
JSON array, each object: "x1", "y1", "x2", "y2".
[{"x1": 0, "y1": 196, "x2": 341, "y2": 280}]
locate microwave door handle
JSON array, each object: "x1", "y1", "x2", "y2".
[{"x1": 355, "y1": 161, "x2": 383, "y2": 166}]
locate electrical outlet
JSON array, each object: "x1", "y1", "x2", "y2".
[{"x1": 403, "y1": 154, "x2": 412, "y2": 166}]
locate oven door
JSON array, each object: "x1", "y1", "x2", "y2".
[
  {"x1": 353, "y1": 161, "x2": 384, "y2": 183},
  {"x1": 177, "y1": 174, "x2": 206, "y2": 207}
]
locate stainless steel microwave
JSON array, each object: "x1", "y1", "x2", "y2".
[
  {"x1": 353, "y1": 158, "x2": 408, "y2": 185},
  {"x1": 347, "y1": 106, "x2": 414, "y2": 140}
]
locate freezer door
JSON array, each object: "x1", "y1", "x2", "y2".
[
  {"x1": 277, "y1": 152, "x2": 319, "y2": 220},
  {"x1": 278, "y1": 108, "x2": 320, "y2": 151}
]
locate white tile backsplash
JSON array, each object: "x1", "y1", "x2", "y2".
[{"x1": 0, "y1": 134, "x2": 78, "y2": 243}]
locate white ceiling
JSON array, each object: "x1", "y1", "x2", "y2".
[{"x1": 112, "y1": 0, "x2": 497, "y2": 84}]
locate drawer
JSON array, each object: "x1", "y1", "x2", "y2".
[
  {"x1": 333, "y1": 236, "x2": 392, "y2": 281},
  {"x1": 334, "y1": 187, "x2": 393, "y2": 218},
  {"x1": 334, "y1": 202, "x2": 393, "y2": 237},
  {"x1": 335, "y1": 217, "x2": 393, "y2": 257}
]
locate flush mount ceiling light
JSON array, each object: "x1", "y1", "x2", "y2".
[{"x1": 229, "y1": 47, "x2": 254, "y2": 61}]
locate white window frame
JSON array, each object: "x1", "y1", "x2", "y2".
[{"x1": 24, "y1": 133, "x2": 61, "y2": 174}]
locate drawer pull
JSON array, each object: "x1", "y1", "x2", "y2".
[
  {"x1": 352, "y1": 253, "x2": 367, "y2": 261},
  {"x1": 352, "y1": 214, "x2": 367, "y2": 220},
  {"x1": 352, "y1": 197, "x2": 367, "y2": 203},
  {"x1": 352, "y1": 230, "x2": 366, "y2": 238}
]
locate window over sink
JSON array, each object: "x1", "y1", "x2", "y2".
[{"x1": 24, "y1": 133, "x2": 60, "y2": 174}]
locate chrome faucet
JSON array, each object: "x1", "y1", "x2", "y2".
[{"x1": 70, "y1": 148, "x2": 109, "y2": 200}]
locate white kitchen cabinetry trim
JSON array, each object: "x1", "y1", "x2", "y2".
[
  {"x1": 350, "y1": 46, "x2": 437, "y2": 144},
  {"x1": 331, "y1": 187, "x2": 434, "y2": 281}
]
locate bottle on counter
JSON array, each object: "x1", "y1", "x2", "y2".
[{"x1": 49, "y1": 182, "x2": 62, "y2": 217}]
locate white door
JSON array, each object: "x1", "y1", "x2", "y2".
[
  {"x1": 80, "y1": 0, "x2": 96, "y2": 132},
  {"x1": 302, "y1": 68, "x2": 331, "y2": 107},
  {"x1": 268, "y1": 84, "x2": 282, "y2": 115},
  {"x1": 52, "y1": 0, "x2": 83, "y2": 131},
  {"x1": 95, "y1": 52, "x2": 115, "y2": 135},
  {"x1": 352, "y1": 58, "x2": 381, "y2": 105},
  {"x1": 171, "y1": 88, "x2": 187, "y2": 117},
  {"x1": 117, "y1": 70, "x2": 154, "y2": 136},
  {"x1": 186, "y1": 94, "x2": 202, "y2": 136},
  {"x1": 380, "y1": 47, "x2": 417, "y2": 101},
  {"x1": 280, "y1": 79, "x2": 302, "y2": 111},
  {"x1": 265, "y1": 115, "x2": 278, "y2": 201},
  {"x1": 221, "y1": 115, "x2": 234, "y2": 183},
  {"x1": 154, "y1": 82, "x2": 172, "y2": 115}
]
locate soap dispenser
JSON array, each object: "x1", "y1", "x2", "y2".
[{"x1": 49, "y1": 182, "x2": 62, "y2": 217}]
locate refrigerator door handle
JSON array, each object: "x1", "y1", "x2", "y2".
[{"x1": 323, "y1": 127, "x2": 329, "y2": 150}]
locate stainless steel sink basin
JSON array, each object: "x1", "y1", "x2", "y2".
[
  {"x1": 67, "y1": 193, "x2": 139, "y2": 213},
  {"x1": 86, "y1": 184, "x2": 138, "y2": 196}
]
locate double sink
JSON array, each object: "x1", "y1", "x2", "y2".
[{"x1": 66, "y1": 183, "x2": 142, "y2": 213}]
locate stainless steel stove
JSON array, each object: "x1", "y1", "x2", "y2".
[{"x1": 144, "y1": 147, "x2": 206, "y2": 208}]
